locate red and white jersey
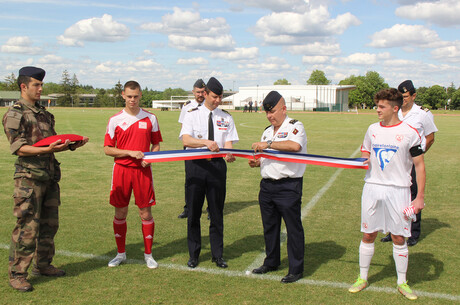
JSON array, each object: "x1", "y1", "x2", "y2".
[
  {"x1": 361, "y1": 121, "x2": 421, "y2": 187},
  {"x1": 105, "y1": 108, "x2": 162, "y2": 167},
  {"x1": 398, "y1": 103, "x2": 437, "y2": 151}
]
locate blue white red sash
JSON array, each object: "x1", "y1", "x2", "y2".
[{"x1": 143, "y1": 149, "x2": 368, "y2": 169}]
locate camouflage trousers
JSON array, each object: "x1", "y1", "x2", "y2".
[{"x1": 9, "y1": 177, "x2": 60, "y2": 277}]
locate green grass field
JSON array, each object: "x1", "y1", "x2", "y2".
[{"x1": 0, "y1": 107, "x2": 459, "y2": 304}]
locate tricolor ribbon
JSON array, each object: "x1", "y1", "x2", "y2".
[{"x1": 143, "y1": 148, "x2": 368, "y2": 169}]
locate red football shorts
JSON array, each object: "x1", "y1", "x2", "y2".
[{"x1": 110, "y1": 164, "x2": 156, "y2": 208}]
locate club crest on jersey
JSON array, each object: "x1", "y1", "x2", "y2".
[
  {"x1": 139, "y1": 121, "x2": 147, "y2": 129},
  {"x1": 277, "y1": 132, "x2": 288, "y2": 138},
  {"x1": 396, "y1": 134, "x2": 404, "y2": 142},
  {"x1": 373, "y1": 147, "x2": 398, "y2": 171}
]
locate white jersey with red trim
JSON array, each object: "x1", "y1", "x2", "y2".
[
  {"x1": 361, "y1": 121, "x2": 421, "y2": 187},
  {"x1": 105, "y1": 108, "x2": 162, "y2": 167}
]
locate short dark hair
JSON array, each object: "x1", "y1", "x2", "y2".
[
  {"x1": 17, "y1": 75, "x2": 32, "y2": 90},
  {"x1": 124, "y1": 80, "x2": 141, "y2": 91},
  {"x1": 374, "y1": 88, "x2": 403, "y2": 109}
]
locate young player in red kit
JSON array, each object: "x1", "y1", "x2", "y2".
[{"x1": 104, "y1": 81, "x2": 162, "y2": 269}]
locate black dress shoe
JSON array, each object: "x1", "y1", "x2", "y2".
[
  {"x1": 178, "y1": 209, "x2": 188, "y2": 219},
  {"x1": 252, "y1": 265, "x2": 278, "y2": 274},
  {"x1": 381, "y1": 234, "x2": 392, "y2": 242},
  {"x1": 281, "y1": 273, "x2": 303, "y2": 283},
  {"x1": 212, "y1": 257, "x2": 228, "y2": 268},
  {"x1": 187, "y1": 258, "x2": 198, "y2": 268},
  {"x1": 407, "y1": 238, "x2": 418, "y2": 247}
]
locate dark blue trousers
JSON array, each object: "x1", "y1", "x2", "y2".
[
  {"x1": 258, "y1": 177, "x2": 304, "y2": 274},
  {"x1": 186, "y1": 158, "x2": 226, "y2": 259}
]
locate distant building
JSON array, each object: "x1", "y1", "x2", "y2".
[
  {"x1": 224, "y1": 85, "x2": 356, "y2": 112},
  {"x1": 0, "y1": 91, "x2": 57, "y2": 107}
]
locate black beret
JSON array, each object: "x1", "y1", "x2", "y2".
[
  {"x1": 19, "y1": 66, "x2": 46, "y2": 81},
  {"x1": 263, "y1": 91, "x2": 282, "y2": 111},
  {"x1": 206, "y1": 77, "x2": 223, "y2": 95},
  {"x1": 398, "y1": 80, "x2": 415, "y2": 93},
  {"x1": 193, "y1": 79, "x2": 206, "y2": 89}
]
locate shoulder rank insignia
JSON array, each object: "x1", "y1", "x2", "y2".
[
  {"x1": 221, "y1": 109, "x2": 230, "y2": 115},
  {"x1": 264, "y1": 125, "x2": 271, "y2": 130},
  {"x1": 13, "y1": 103, "x2": 22, "y2": 109},
  {"x1": 289, "y1": 119, "x2": 298, "y2": 124},
  {"x1": 421, "y1": 106, "x2": 430, "y2": 113},
  {"x1": 184, "y1": 100, "x2": 191, "y2": 106},
  {"x1": 188, "y1": 107, "x2": 199, "y2": 112}
]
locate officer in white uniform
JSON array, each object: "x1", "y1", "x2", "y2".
[
  {"x1": 179, "y1": 77, "x2": 239, "y2": 269},
  {"x1": 248, "y1": 91, "x2": 307, "y2": 284},
  {"x1": 177, "y1": 79, "x2": 206, "y2": 219},
  {"x1": 381, "y1": 80, "x2": 438, "y2": 246}
]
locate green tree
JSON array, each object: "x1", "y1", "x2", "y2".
[
  {"x1": 59, "y1": 70, "x2": 72, "y2": 106},
  {"x1": 307, "y1": 70, "x2": 331, "y2": 85},
  {"x1": 450, "y1": 88, "x2": 460, "y2": 110},
  {"x1": 339, "y1": 71, "x2": 388, "y2": 108},
  {"x1": 4, "y1": 73, "x2": 18, "y2": 91},
  {"x1": 274, "y1": 78, "x2": 291, "y2": 85},
  {"x1": 113, "y1": 81, "x2": 124, "y2": 107},
  {"x1": 421, "y1": 85, "x2": 447, "y2": 109}
]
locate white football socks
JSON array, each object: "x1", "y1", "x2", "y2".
[
  {"x1": 359, "y1": 241, "x2": 375, "y2": 280},
  {"x1": 393, "y1": 242, "x2": 409, "y2": 285}
]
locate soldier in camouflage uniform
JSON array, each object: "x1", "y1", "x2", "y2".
[{"x1": 2, "y1": 66, "x2": 88, "y2": 292}]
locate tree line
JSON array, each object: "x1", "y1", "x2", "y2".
[
  {"x1": 0, "y1": 70, "x2": 188, "y2": 108},
  {"x1": 2, "y1": 69, "x2": 459, "y2": 110}
]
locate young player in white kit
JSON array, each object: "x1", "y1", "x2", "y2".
[{"x1": 349, "y1": 88, "x2": 426, "y2": 300}]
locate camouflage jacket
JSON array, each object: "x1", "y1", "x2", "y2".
[{"x1": 2, "y1": 98, "x2": 61, "y2": 182}]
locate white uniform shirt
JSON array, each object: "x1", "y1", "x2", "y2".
[
  {"x1": 398, "y1": 103, "x2": 437, "y2": 151},
  {"x1": 260, "y1": 116, "x2": 307, "y2": 180},
  {"x1": 178, "y1": 99, "x2": 201, "y2": 124},
  {"x1": 361, "y1": 121, "x2": 422, "y2": 187},
  {"x1": 179, "y1": 105, "x2": 239, "y2": 148}
]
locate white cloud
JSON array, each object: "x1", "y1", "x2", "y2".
[
  {"x1": 177, "y1": 57, "x2": 209, "y2": 65},
  {"x1": 224, "y1": 0, "x2": 309, "y2": 13},
  {"x1": 253, "y1": 5, "x2": 360, "y2": 45},
  {"x1": 140, "y1": 7, "x2": 234, "y2": 52},
  {"x1": 57, "y1": 14, "x2": 130, "y2": 47},
  {"x1": 332, "y1": 52, "x2": 391, "y2": 65},
  {"x1": 238, "y1": 56, "x2": 292, "y2": 71},
  {"x1": 169, "y1": 34, "x2": 234, "y2": 52},
  {"x1": 37, "y1": 54, "x2": 65, "y2": 64},
  {"x1": 431, "y1": 42, "x2": 460, "y2": 62},
  {"x1": 286, "y1": 42, "x2": 341, "y2": 55},
  {"x1": 0, "y1": 36, "x2": 42, "y2": 54},
  {"x1": 396, "y1": 0, "x2": 460, "y2": 27},
  {"x1": 368, "y1": 24, "x2": 441, "y2": 48},
  {"x1": 211, "y1": 47, "x2": 259, "y2": 61},
  {"x1": 302, "y1": 56, "x2": 329, "y2": 64}
]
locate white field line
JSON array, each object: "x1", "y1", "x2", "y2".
[
  {"x1": 245, "y1": 146, "x2": 360, "y2": 272},
  {"x1": 0, "y1": 243, "x2": 458, "y2": 301}
]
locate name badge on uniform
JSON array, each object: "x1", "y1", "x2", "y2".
[
  {"x1": 139, "y1": 121, "x2": 147, "y2": 129},
  {"x1": 277, "y1": 132, "x2": 288, "y2": 138}
]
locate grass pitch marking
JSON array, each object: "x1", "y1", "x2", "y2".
[{"x1": 0, "y1": 244, "x2": 458, "y2": 301}]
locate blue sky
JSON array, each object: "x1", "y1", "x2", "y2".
[{"x1": 1, "y1": 0, "x2": 459, "y2": 91}]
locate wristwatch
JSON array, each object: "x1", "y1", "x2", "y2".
[{"x1": 266, "y1": 140, "x2": 272, "y2": 149}]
